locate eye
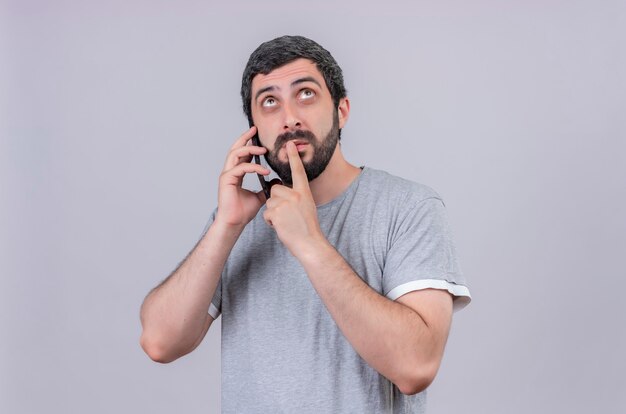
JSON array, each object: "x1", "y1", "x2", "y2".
[
  {"x1": 262, "y1": 97, "x2": 277, "y2": 108},
  {"x1": 299, "y1": 89, "x2": 315, "y2": 100}
]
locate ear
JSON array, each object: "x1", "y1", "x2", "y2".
[{"x1": 337, "y1": 97, "x2": 350, "y2": 129}]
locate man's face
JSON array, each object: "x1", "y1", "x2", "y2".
[{"x1": 250, "y1": 58, "x2": 345, "y2": 185}]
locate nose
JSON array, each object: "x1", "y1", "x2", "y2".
[{"x1": 282, "y1": 102, "x2": 302, "y2": 131}]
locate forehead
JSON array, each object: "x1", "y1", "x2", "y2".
[{"x1": 251, "y1": 58, "x2": 326, "y2": 93}]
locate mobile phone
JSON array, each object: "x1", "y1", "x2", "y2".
[{"x1": 251, "y1": 132, "x2": 272, "y2": 199}]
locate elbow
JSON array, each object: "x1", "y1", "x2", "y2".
[
  {"x1": 395, "y1": 362, "x2": 438, "y2": 396},
  {"x1": 140, "y1": 333, "x2": 178, "y2": 364},
  {"x1": 397, "y1": 376, "x2": 433, "y2": 396}
]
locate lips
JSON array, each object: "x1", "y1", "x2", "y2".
[{"x1": 282, "y1": 139, "x2": 309, "y2": 151}]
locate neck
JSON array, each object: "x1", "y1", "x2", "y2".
[{"x1": 307, "y1": 145, "x2": 362, "y2": 206}]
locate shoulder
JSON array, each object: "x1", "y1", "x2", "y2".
[{"x1": 360, "y1": 167, "x2": 444, "y2": 206}]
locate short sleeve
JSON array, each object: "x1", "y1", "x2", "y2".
[
  {"x1": 200, "y1": 208, "x2": 223, "y2": 319},
  {"x1": 209, "y1": 279, "x2": 222, "y2": 319},
  {"x1": 382, "y1": 197, "x2": 471, "y2": 311}
]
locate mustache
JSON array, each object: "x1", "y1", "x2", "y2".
[{"x1": 273, "y1": 129, "x2": 316, "y2": 151}]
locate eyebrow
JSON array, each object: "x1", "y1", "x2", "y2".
[
  {"x1": 254, "y1": 77, "x2": 323, "y2": 102},
  {"x1": 291, "y1": 76, "x2": 322, "y2": 89}
]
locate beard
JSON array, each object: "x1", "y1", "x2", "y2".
[{"x1": 264, "y1": 110, "x2": 340, "y2": 186}]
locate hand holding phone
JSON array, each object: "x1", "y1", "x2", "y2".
[{"x1": 216, "y1": 127, "x2": 271, "y2": 227}]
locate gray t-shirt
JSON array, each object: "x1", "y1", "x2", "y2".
[{"x1": 203, "y1": 166, "x2": 471, "y2": 413}]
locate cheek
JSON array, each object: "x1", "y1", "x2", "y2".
[
  {"x1": 254, "y1": 120, "x2": 280, "y2": 148},
  {"x1": 256, "y1": 129, "x2": 275, "y2": 149}
]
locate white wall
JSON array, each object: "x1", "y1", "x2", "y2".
[{"x1": 1, "y1": 1, "x2": 624, "y2": 412}]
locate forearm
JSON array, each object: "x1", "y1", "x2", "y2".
[
  {"x1": 139, "y1": 219, "x2": 243, "y2": 362},
  {"x1": 297, "y1": 240, "x2": 440, "y2": 393}
]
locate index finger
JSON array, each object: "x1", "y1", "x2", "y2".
[
  {"x1": 286, "y1": 141, "x2": 309, "y2": 191},
  {"x1": 229, "y1": 126, "x2": 258, "y2": 151}
]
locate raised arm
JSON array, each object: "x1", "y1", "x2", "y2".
[
  {"x1": 139, "y1": 127, "x2": 269, "y2": 363},
  {"x1": 296, "y1": 242, "x2": 453, "y2": 395},
  {"x1": 263, "y1": 142, "x2": 454, "y2": 394}
]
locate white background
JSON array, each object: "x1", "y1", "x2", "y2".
[{"x1": 1, "y1": 1, "x2": 625, "y2": 412}]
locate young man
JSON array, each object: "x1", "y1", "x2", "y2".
[{"x1": 140, "y1": 35, "x2": 471, "y2": 413}]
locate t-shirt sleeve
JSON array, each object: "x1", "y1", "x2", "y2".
[
  {"x1": 382, "y1": 196, "x2": 471, "y2": 312},
  {"x1": 199, "y1": 208, "x2": 223, "y2": 319}
]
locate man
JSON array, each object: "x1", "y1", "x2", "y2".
[{"x1": 140, "y1": 35, "x2": 471, "y2": 413}]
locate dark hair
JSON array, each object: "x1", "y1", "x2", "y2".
[{"x1": 241, "y1": 35, "x2": 347, "y2": 127}]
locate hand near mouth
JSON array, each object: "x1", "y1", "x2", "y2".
[
  {"x1": 263, "y1": 141, "x2": 325, "y2": 257},
  {"x1": 281, "y1": 139, "x2": 309, "y2": 155}
]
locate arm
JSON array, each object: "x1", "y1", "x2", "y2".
[
  {"x1": 297, "y1": 240, "x2": 452, "y2": 395},
  {"x1": 139, "y1": 220, "x2": 241, "y2": 363},
  {"x1": 263, "y1": 142, "x2": 453, "y2": 394},
  {"x1": 139, "y1": 127, "x2": 269, "y2": 363}
]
